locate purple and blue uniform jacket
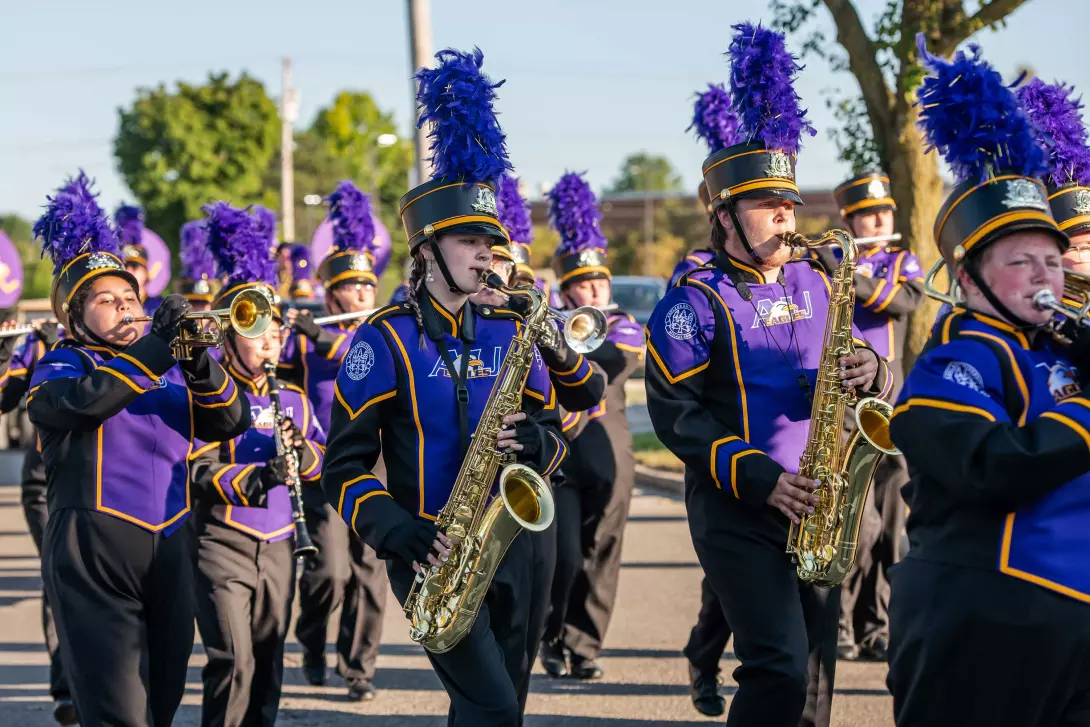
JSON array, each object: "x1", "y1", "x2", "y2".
[
  {"x1": 891, "y1": 309, "x2": 1090, "y2": 604},
  {"x1": 27, "y1": 336, "x2": 250, "y2": 536},
  {"x1": 0, "y1": 330, "x2": 65, "y2": 412},
  {"x1": 645, "y1": 254, "x2": 892, "y2": 510},
  {"x1": 319, "y1": 299, "x2": 568, "y2": 556},
  {"x1": 281, "y1": 322, "x2": 356, "y2": 432},
  {"x1": 190, "y1": 368, "x2": 325, "y2": 542},
  {"x1": 668, "y1": 249, "x2": 715, "y2": 289}
]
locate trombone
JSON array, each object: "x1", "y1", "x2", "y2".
[{"x1": 125, "y1": 287, "x2": 274, "y2": 360}]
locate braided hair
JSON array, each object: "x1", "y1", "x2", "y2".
[{"x1": 403, "y1": 251, "x2": 427, "y2": 348}]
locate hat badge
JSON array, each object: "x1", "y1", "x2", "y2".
[
  {"x1": 471, "y1": 186, "x2": 498, "y2": 216},
  {"x1": 764, "y1": 152, "x2": 794, "y2": 180},
  {"x1": 1073, "y1": 189, "x2": 1090, "y2": 217},
  {"x1": 1002, "y1": 179, "x2": 1048, "y2": 212},
  {"x1": 87, "y1": 252, "x2": 121, "y2": 271},
  {"x1": 194, "y1": 279, "x2": 211, "y2": 295},
  {"x1": 577, "y1": 249, "x2": 601, "y2": 267},
  {"x1": 122, "y1": 244, "x2": 142, "y2": 260},
  {"x1": 866, "y1": 178, "x2": 886, "y2": 200},
  {"x1": 348, "y1": 253, "x2": 372, "y2": 272}
]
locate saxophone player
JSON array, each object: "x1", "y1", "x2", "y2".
[
  {"x1": 645, "y1": 24, "x2": 889, "y2": 727},
  {"x1": 188, "y1": 203, "x2": 326, "y2": 727},
  {"x1": 321, "y1": 48, "x2": 567, "y2": 726},
  {"x1": 888, "y1": 46, "x2": 1090, "y2": 726}
]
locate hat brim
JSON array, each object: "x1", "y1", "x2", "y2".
[{"x1": 437, "y1": 221, "x2": 508, "y2": 244}]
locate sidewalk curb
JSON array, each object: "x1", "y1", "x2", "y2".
[{"x1": 634, "y1": 463, "x2": 683, "y2": 496}]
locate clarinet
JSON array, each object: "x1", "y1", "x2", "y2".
[{"x1": 263, "y1": 361, "x2": 319, "y2": 560}]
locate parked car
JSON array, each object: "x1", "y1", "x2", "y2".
[{"x1": 610, "y1": 275, "x2": 666, "y2": 327}]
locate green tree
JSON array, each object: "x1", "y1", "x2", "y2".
[
  {"x1": 0, "y1": 213, "x2": 52, "y2": 299},
  {"x1": 770, "y1": 0, "x2": 1032, "y2": 366},
  {"x1": 606, "y1": 153, "x2": 683, "y2": 195},
  {"x1": 114, "y1": 72, "x2": 279, "y2": 247}
]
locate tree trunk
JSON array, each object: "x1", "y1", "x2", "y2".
[{"x1": 888, "y1": 105, "x2": 944, "y2": 372}]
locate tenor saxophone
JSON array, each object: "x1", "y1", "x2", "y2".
[
  {"x1": 781, "y1": 230, "x2": 900, "y2": 588},
  {"x1": 402, "y1": 273, "x2": 556, "y2": 653}
]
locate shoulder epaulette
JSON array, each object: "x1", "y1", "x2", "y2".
[
  {"x1": 281, "y1": 381, "x2": 306, "y2": 396},
  {"x1": 365, "y1": 303, "x2": 410, "y2": 325},
  {"x1": 680, "y1": 263, "x2": 717, "y2": 287}
]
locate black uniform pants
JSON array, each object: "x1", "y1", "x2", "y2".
[
  {"x1": 194, "y1": 519, "x2": 295, "y2": 727},
  {"x1": 689, "y1": 488, "x2": 838, "y2": 727},
  {"x1": 294, "y1": 501, "x2": 387, "y2": 683},
  {"x1": 387, "y1": 533, "x2": 532, "y2": 727},
  {"x1": 888, "y1": 558, "x2": 1090, "y2": 727},
  {"x1": 838, "y1": 452, "x2": 907, "y2": 649},
  {"x1": 545, "y1": 423, "x2": 634, "y2": 663},
  {"x1": 42, "y1": 508, "x2": 195, "y2": 727},
  {"x1": 21, "y1": 447, "x2": 70, "y2": 701},
  {"x1": 684, "y1": 575, "x2": 732, "y2": 675},
  {"x1": 518, "y1": 518, "x2": 557, "y2": 714}
]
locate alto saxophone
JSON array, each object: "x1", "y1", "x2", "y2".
[
  {"x1": 781, "y1": 230, "x2": 900, "y2": 588},
  {"x1": 402, "y1": 273, "x2": 556, "y2": 653}
]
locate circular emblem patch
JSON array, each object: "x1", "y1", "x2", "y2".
[
  {"x1": 942, "y1": 361, "x2": 984, "y2": 392},
  {"x1": 665, "y1": 302, "x2": 698, "y2": 341},
  {"x1": 345, "y1": 341, "x2": 375, "y2": 381}
]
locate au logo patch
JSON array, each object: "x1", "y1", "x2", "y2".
[
  {"x1": 751, "y1": 292, "x2": 813, "y2": 328},
  {"x1": 1038, "y1": 361, "x2": 1082, "y2": 402},
  {"x1": 665, "y1": 302, "x2": 698, "y2": 341},
  {"x1": 345, "y1": 341, "x2": 375, "y2": 381}
]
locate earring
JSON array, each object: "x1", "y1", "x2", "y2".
[{"x1": 425, "y1": 261, "x2": 435, "y2": 283}]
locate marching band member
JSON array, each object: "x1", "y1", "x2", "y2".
[
  {"x1": 284, "y1": 181, "x2": 388, "y2": 702},
  {"x1": 27, "y1": 174, "x2": 250, "y2": 726},
  {"x1": 1017, "y1": 78, "x2": 1090, "y2": 280},
  {"x1": 178, "y1": 219, "x2": 220, "y2": 313},
  {"x1": 645, "y1": 24, "x2": 889, "y2": 727},
  {"x1": 114, "y1": 204, "x2": 162, "y2": 315},
  {"x1": 189, "y1": 202, "x2": 326, "y2": 727},
  {"x1": 668, "y1": 84, "x2": 738, "y2": 290},
  {"x1": 888, "y1": 43, "x2": 1090, "y2": 726},
  {"x1": 321, "y1": 48, "x2": 567, "y2": 725},
  {"x1": 0, "y1": 310, "x2": 71, "y2": 724},
  {"x1": 539, "y1": 172, "x2": 644, "y2": 682},
  {"x1": 824, "y1": 171, "x2": 923, "y2": 662},
  {"x1": 676, "y1": 81, "x2": 743, "y2": 717}
]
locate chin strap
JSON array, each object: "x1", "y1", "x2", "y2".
[
  {"x1": 72, "y1": 316, "x2": 127, "y2": 353},
  {"x1": 427, "y1": 237, "x2": 477, "y2": 296},
  {"x1": 963, "y1": 259, "x2": 1038, "y2": 330},
  {"x1": 224, "y1": 333, "x2": 259, "y2": 381},
  {"x1": 721, "y1": 193, "x2": 763, "y2": 265}
]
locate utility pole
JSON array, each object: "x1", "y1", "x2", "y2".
[
  {"x1": 407, "y1": 0, "x2": 433, "y2": 187},
  {"x1": 280, "y1": 58, "x2": 299, "y2": 241}
]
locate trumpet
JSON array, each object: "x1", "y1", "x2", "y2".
[
  {"x1": 125, "y1": 287, "x2": 274, "y2": 360},
  {"x1": 0, "y1": 321, "x2": 64, "y2": 339},
  {"x1": 547, "y1": 306, "x2": 609, "y2": 354}
]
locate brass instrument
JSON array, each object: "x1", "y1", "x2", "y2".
[
  {"x1": 311, "y1": 309, "x2": 375, "y2": 326},
  {"x1": 922, "y1": 257, "x2": 959, "y2": 306},
  {"x1": 546, "y1": 306, "x2": 608, "y2": 355},
  {"x1": 125, "y1": 287, "x2": 274, "y2": 360},
  {"x1": 403, "y1": 271, "x2": 555, "y2": 653},
  {"x1": 780, "y1": 230, "x2": 900, "y2": 588},
  {"x1": 0, "y1": 322, "x2": 63, "y2": 339},
  {"x1": 263, "y1": 361, "x2": 319, "y2": 560}
]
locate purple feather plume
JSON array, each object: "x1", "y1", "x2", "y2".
[
  {"x1": 915, "y1": 33, "x2": 1047, "y2": 182},
  {"x1": 689, "y1": 84, "x2": 741, "y2": 153},
  {"x1": 414, "y1": 47, "x2": 512, "y2": 183},
  {"x1": 180, "y1": 221, "x2": 217, "y2": 281},
  {"x1": 728, "y1": 23, "x2": 815, "y2": 154},
  {"x1": 1017, "y1": 78, "x2": 1090, "y2": 188},
  {"x1": 251, "y1": 204, "x2": 277, "y2": 247},
  {"x1": 113, "y1": 204, "x2": 145, "y2": 246},
  {"x1": 59, "y1": 171, "x2": 104, "y2": 216},
  {"x1": 34, "y1": 175, "x2": 121, "y2": 273},
  {"x1": 203, "y1": 202, "x2": 277, "y2": 286},
  {"x1": 327, "y1": 181, "x2": 376, "y2": 253},
  {"x1": 548, "y1": 172, "x2": 607, "y2": 255},
  {"x1": 496, "y1": 175, "x2": 534, "y2": 244}
]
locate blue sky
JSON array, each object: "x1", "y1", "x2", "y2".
[{"x1": 2, "y1": 0, "x2": 1086, "y2": 224}]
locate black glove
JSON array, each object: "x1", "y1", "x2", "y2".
[
  {"x1": 538, "y1": 327, "x2": 580, "y2": 373},
  {"x1": 259, "y1": 454, "x2": 292, "y2": 490},
  {"x1": 506, "y1": 290, "x2": 534, "y2": 317},
  {"x1": 37, "y1": 320, "x2": 60, "y2": 347},
  {"x1": 177, "y1": 346, "x2": 211, "y2": 378},
  {"x1": 0, "y1": 334, "x2": 17, "y2": 365},
  {"x1": 282, "y1": 417, "x2": 319, "y2": 478},
  {"x1": 381, "y1": 519, "x2": 439, "y2": 564},
  {"x1": 503, "y1": 417, "x2": 548, "y2": 465},
  {"x1": 150, "y1": 295, "x2": 191, "y2": 346},
  {"x1": 1062, "y1": 320, "x2": 1090, "y2": 382},
  {"x1": 293, "y1": 310, "x2": 322, "y2": 341}
]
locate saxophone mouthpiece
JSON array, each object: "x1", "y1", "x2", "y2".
[{"x1": 483, "y1": 271, "x2": 507, "y2": 291}]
